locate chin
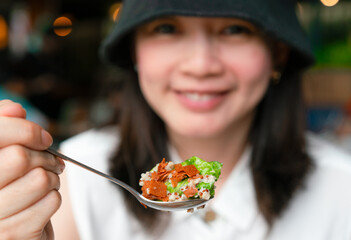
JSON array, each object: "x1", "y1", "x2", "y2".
[{"x1": 170, "y1": 124, "x2": 224, "y2": 139}]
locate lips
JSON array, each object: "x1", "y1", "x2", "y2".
[{"x1": 175, "y1": 90, "x2": 228, "y2": 111}]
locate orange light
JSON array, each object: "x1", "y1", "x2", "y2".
[
  {"x1": 109, "y1": 3, "x2": 122, "y2": 22},
  {"x1": 0, "y1": 16, "x2": 8, "y2": 49},
  {"x1": 53, "y1": 16, "x2": 72, "y2": 37},
  {"x1": 320, "y1": 0, "x2": 339, "y2": 7}
]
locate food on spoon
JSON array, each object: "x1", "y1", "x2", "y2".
[{"x1": 139, "y1": 156, "x2": 222, "y2": 202}]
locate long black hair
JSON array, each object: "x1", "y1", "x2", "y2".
[
  {"x1": 249, "y1": 51, "x2": 314, "y2": 226},
  {"x1": 108, "y1": 69, "x2": 170, "y2": 228},
  {"x1": 108, "y1": 45, "x2": 313, "y2": 229}
]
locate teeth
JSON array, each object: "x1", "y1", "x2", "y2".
[{"x1": 184, "y1": 93, "x2": 217, "y2": 101}]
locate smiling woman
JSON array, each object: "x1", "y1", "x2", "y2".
[{"x1": 135, "y1": 17, "x2": 272, "y2": 139}]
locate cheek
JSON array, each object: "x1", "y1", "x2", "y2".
[
  {"x1": 138, "y1": 71, "x2": 162, "y2": 108},
  {"x1": 136, "y1": 47, "x2": 170, "y2": 115},
  {"x1": 136, "y1": 42, "x2": 163, "y2": 94},
  {"x1": 136, "y1": 41, "x2": 176, "y2": 102},
  {"x1": 136, "y1": 39, "x2": 175, "y2": 78},
  {"x1": 236, "y1": 45, "x2": 272, "y2": 82},
  {"x1": 225, "y1": 43, "x2": 272, "y2": 95},
  {"x1": 223, "y1": 43, "x2": 272, "y2": 113},
  {"x1": 243, "y1": 50, "x2": 271, "y2": 105}
]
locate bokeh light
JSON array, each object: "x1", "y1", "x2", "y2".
[
  {"x1": 53, "y1": 16, "x2": 72, "y2": 37},
  {"x1": 0, "y1": 16, "x2": 8, "y2": 49},
  {"x1": 109, "y1": 3, "x2": 122, "y2": 22},
  {"x1": 320, "y1": 0, "x2": 339, "y2": 7}
]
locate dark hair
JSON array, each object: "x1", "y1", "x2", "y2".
[
  {"x1": 249, "y1": 52, "x2": 314, "y2": 226},
  {"x1": 108, "y1": 69, "x2": 171, "y2": 228},
  {"x1": 108, "y1": 42, "x2": 314, "y2": 230}
]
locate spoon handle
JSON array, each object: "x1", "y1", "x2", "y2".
[{"x1": 45, "y1": 146, "x2": 141, "y2": 198}]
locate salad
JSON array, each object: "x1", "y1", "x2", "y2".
[{"x1": 139, "y1": 156, "x2": 222, "y2": 202}]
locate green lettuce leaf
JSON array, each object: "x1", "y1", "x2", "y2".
[
  {"x1": 165, "y1": 178, "x2": 188, "y2": 195},
  {"x1": 182, "y1": 156, "x2": 223, "y2": 180}
]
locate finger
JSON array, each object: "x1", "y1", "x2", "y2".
[
  {"x1": 0, "y1": 100, "x2": 27, "y2": 118},
  {"x1": 0, "y1": 146, "x2": 65, "y2": 189},
  {"x1": 0, "y1": 167, "x2": 60, "y2": 220},
  {"x1": 0, "y1": 117, "x2": 52, "y2": 149},
  {"x1": 0, "y1": 191, "x2": 61, "y2": 240}
]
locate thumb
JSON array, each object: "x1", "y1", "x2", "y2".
[{"x1": 0, "y1": 100, "x2": 27, "y2": 118}]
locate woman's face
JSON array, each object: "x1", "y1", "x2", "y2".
[{"x1": 135, "y1": 16, "x2": 273, "y2": 139}]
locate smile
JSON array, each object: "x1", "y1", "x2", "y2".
[
  {"x1": 175, "y1": 90, "x2": 228, "y2": 112},
  {"x1": 184, "y1": 92, "x2": 221, "y2": 102}
]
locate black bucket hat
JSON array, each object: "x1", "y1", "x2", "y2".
[{"x1": 101, "y1": 0, "x2": 315, "y2": 70}]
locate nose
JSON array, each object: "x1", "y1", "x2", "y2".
[{"x1": 179, "y1": 33, "x2": 224, "y2": 78}]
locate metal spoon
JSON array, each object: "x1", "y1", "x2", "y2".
[{"x1": 46, "y1": 146, "x2": 211, "y2": 211}]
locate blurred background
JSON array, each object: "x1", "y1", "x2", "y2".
[{"x1": 0, "y1": 0, "x2": 350, "y2": 151}]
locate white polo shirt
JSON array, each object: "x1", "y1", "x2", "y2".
[{"x1": 60, "y1": 127, "x2": 351, "y2": 240}]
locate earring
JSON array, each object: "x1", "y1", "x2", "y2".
[{"x1": 271, "y1": 70, "x2": 281, "y2": 84}]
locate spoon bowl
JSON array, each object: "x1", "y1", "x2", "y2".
[
  {"x1": 139, "y1": 195, "x2": 210, "y2": 211},
  {"x1": 46, "y1": 146, "x2": 211, "y2": 211}
]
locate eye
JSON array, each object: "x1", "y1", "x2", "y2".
[
  {"x1": 222, "y1": 25, "x2": 252, "y2": 35},
  {"x1": 154, "y1": 24, "x2": 177, "y2": 34}
]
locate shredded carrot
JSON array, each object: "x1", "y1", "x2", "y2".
[
  {"x1": 182, "y1": 186, "x2": 198, "y2": 198},
  {"x1": 174, "y1": 163, "x2": 184, "y2": 172},
  {"x1": 141, "y1": 180, "x2": 167, "y2": 200},
  {"x1": 140, "y1": 159, "x2": 204, "y2": 202},
  {"x1": 183, "y1": 165, "x2": 199, "y2": 177},
  {"x1": 157, "y1": 158, "x2": 168, "y2": 172}
]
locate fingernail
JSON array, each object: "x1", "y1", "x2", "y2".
[{"x1": 41, "y1": 129, "x2": 53, "y2": 147}]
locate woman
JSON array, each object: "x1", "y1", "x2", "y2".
[{"x1": 1, "y1": 0, "x2": 351, "y2": 239}]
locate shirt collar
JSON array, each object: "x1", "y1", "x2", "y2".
[
  {"x1": 210, "y1": 146, "x2": 259, "y2": 231},
  {"x1": 169, "y1": 145, "x2": 259, "y2": 231}
]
